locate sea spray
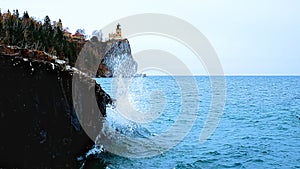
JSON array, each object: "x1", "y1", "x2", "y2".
[
  {"x1": 86, "y1": 46, "x2": 156, "y2": 159},
  {"x1": 102, "y1": 40, "x2": 137, "y2": 78},
  {"x1": 78, "y1": 144, "x2": 104, "y2": 169}
]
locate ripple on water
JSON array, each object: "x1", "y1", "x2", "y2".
[
  {"x1": 176, "y1": 160, "x2": 245, "y2": 169},
  {"x1": 203, "y1": 151, "x2": 221, "y2": 156},
  {"x1": 175, "y1": 158, "x2": 218, "y2": 169}
]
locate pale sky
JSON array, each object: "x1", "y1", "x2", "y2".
[{"x1": 1, "y1": 0, "x2": 300, "y2": 75}]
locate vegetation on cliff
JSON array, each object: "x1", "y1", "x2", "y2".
[
  {"x1": 0, "y1": 9, "x2": 137, "y2": 78},
  {"x1": 0, "y1": 9, "x2": 83, "y2": 66}
]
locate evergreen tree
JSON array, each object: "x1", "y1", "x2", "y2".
[
  {"x1": 23, "y1": 11, "x2": 29, "y2": 19},
  {"x1": 43, "y1": 15, "x2": 51, "y2": 30},
  {"x1": 0, "y1": 9, "x2": 86, "y2": 66}
]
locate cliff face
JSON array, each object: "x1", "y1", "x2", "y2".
[
  {"x1": 0, "y1": 45, "x2": 110, "y2": 168},
  {"x1": 75, "y1": 39, "x2": 137, "y2": 78},
  {"x1": 99, "y1": 39, "x2": 137, "y2": 77}
]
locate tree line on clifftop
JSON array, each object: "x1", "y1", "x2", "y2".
[{"x1": 0, "y1": 9, "x2": 84, "y2": 66}]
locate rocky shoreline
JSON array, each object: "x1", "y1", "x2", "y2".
[{"x1": 0, "y1": 45, "x2": 111, "y2": 168}]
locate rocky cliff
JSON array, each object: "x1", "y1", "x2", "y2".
[
  {"x1": 75, "y1": 39, "x2": 137, "y2": 78},
  {"x1": 0, "y1": 45, "x2": 110, "y2": 168},
  {"x1": 99, "y1": 39, "x2": 137, "y2": 77}
]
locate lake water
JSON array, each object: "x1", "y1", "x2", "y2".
[{"x1": 95, "y1": 76, "x2": 300, "y2": 169}]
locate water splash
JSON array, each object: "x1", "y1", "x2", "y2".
[
  {"x1": 89, "y1": 39, "x2": 157, "y2": 158},
  {"x1": 103, "y1": 53, "x2": 137, "y2": 77},
  {"x1": 78, "y1": 144, "x2": 104, "y2": 169},
  {"x1": 102, "y1": 40, "x2": 137, "y2": 77},
  {"x1": 98, "y1": 75, "x2": 152, "y2": 138}
]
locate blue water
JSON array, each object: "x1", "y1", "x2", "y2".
[{"x1": 95, "y1": 76, "x2": 300, "y2": 169}]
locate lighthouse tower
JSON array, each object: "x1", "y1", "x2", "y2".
[
  {"x1": 109, "y1": 23, "x2": 122, "y2": 40},
  {"x1": 115, "y1": 23, "x2": 122, "y2": 39}
]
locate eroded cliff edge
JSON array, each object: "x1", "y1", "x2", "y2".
[
  {"x1": 76, "y1": 39, "x2": 137, "y2": 78},
  {"x1": 0, "y1": 45, "x2": 110, "y2": 168}
]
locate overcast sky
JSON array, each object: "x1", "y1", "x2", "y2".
[{"x1": 2, "y1": 0, "x2": 300, "y2": 75}]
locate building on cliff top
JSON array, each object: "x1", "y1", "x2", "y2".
[
  {"x1": 109, "y1": 23, "x2": 122, "y2": 40},
  {"x1": 53, "y1": 19, "x2": 86, "y2": 43},
  {"x1": 72, "y1": 32, "x2": 85, "y2": 42},
  {"x1": 63, "y1": 29, "x2": 72, "y2": 39}
]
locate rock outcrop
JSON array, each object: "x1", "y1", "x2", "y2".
[
  {"x1": 0, "y1": 45, "x2": 110, "y2": 168},
  {"x1": 99, "y1": 39, "x2": 137, "y2": 77},
  {"x1": 75, "y1": 39, "x2": 137, "y2": 78}
]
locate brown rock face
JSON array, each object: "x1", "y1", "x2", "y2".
[{"x1": 74, "y1": 39, "x2": 137, "y2": 78}]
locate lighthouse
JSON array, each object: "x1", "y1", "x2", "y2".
[{"x1": 109, "y1": 23, "x2": 123, "y2": 40}]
